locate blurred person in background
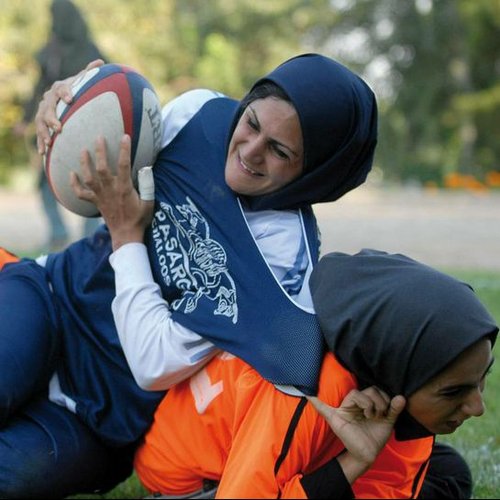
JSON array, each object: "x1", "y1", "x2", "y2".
[{"x1": 13, "y1": 0, "x2": 105, "y2": 252}]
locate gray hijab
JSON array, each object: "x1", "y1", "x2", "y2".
[{"x1": 310, "y1": 249, "x2": 498, "y2": 437}]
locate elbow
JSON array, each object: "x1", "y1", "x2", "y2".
[
  {"x1": 132, "y1": 370, "x2": 164, "y2": 392},
  {"x1": 128, "y1": 361, "x2": 182, "y2": 392},
  {"x1": 136, "y1": 377, "x2": 155, "y2": 391},
  {"x1": 130, "y1": 358, "x2": 214, "y2": 392}
]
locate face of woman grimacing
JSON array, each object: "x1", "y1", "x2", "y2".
[
  {"x1": 225, "y1": 97, "x2": 304, "y2": 197},
  {"x1": 407, "y1": 338, "x2": 494, "y2": 435}
]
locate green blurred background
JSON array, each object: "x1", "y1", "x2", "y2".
[{"x1": 1, "y1": 0, "x2": 499, "y2": 189}]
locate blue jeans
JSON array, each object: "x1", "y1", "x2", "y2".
[
  {"x1": 0, "y1": 261, "x2": 133, "y2": 498},
  {"x1": 0, "y1": 396, "x2": 134, "y2": 498}
]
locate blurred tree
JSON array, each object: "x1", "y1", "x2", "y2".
[
  {"x1": 317, "y1": 0, "x2": 500, "y2": 184},
  {"x1": 453, "y1": 0, "x2": 500, "y2": 177},
  {"x1": 169, "y1": 0, "x2": 337, "y2": 96},
  {"x1": 0, "y1": 0, "x2": 50, "y2": 182}
]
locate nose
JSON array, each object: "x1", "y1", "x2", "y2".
[
  {"x1": 462, "y1": 388, "x2": 486, "y2": 418},
  {"x1": 242, "y1": 135, "x2": 265, "y2": 163}
]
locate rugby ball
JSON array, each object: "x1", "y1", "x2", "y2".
[{"x1": 44, "y1": 63, "x2": 163, "y2": 217}]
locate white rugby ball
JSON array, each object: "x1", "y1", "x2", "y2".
[{"x1": 44, "y1": 63, "x2": 163, "y2": 217}]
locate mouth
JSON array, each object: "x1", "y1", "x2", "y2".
[
  {"x1": 445, "y1": 420, "x2": 463, "y2": 431},
  {"x1": 239, "y1": 154, "x2": 264, "y2": 177}
]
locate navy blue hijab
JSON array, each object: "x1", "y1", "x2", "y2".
[
  {"x1": 310, "y1": 249, "x2": 498, "y2": 437},
  {"x1": 229, "y1": 53, "x2": 378, "y2": 211}
]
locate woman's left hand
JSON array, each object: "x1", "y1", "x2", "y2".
[
  {"x1": 35, "y1": 59, "x2": 105, "y2": 154},
  {"x1": 70, "y1": 134, "x2": 155, "y2": 251}
]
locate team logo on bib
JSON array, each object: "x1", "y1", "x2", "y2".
[{"x1": 152, "y1": 196, "x2": 238, "y2": 323}]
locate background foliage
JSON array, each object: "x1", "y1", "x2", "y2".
[{"x1": 1, "y1": 0, "x2": 499, "y2": 186}]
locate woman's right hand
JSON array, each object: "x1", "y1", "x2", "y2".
[
  {"x1": 307, "y1": 387, "x2": 406, "y2": 483},
  {"x1": 71, "y1": 135, "x2": 155, "y2": 251},
  {"x1": 34, "y1": 59, "x2": 105, "y2": 154}
]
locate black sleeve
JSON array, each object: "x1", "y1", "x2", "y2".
[{"x1": 300, "y1": 456, "x2": 354, "y2": 499}]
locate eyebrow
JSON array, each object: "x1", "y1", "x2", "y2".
[
  {"x1": 247, "y1": 105, "x2": 300, "y2": 158},
  {"x1": 441, "y1": 357, "x2": 495, "y2": 393},
  {"x1": 484, "y1": 357, "x2": 496, "y2": 377}
]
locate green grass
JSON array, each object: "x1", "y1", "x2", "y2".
[
  {"x1": 436, "y1": 269, "x2": 500, "y2": 499},
  {"x1": 70, "y1": 474, "x2": 147, "y2": 499},
  {"x1": 73, "y1": 269, "x2": 500, "y2": 499}
]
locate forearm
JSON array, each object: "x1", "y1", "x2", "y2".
[
  {"x1": 300, "y1": 456, "x2": 354, "y2": 499},
  {"x1": 110, "y1": 242, "x2": 219, "y2": 390}
]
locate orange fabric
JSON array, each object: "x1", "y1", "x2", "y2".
[
  {"x1": 0, "y1": 247, "x2": 19, "y2": 270},
  {"x1": 134, "y1": 352, "x2": 433, "y2": 499},
  {"x1": 353, "y1": 435, "x2": 433, "y2": 498}
]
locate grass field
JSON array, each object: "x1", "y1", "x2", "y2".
[{"x1": 69, "y1": 268, "x2": 500, "y2": 499}]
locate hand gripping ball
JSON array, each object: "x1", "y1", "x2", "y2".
[{"x1": 44, "y1": 63, "x2": 163, "y2": 217}]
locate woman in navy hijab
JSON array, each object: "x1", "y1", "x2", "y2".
[{"x1": 1, "y1": 54, "x2": 376, "y2": 497}]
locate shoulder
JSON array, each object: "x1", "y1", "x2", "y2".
[
  {"x1": 161, "y1": 89, "x2": 226, "y2": 147},
  {"x1": 244, "y1": 209, "x2": 301, "y2": 240},
  {"x1": 317, "y1": 352, "x2": 357, "y2": 404}
]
